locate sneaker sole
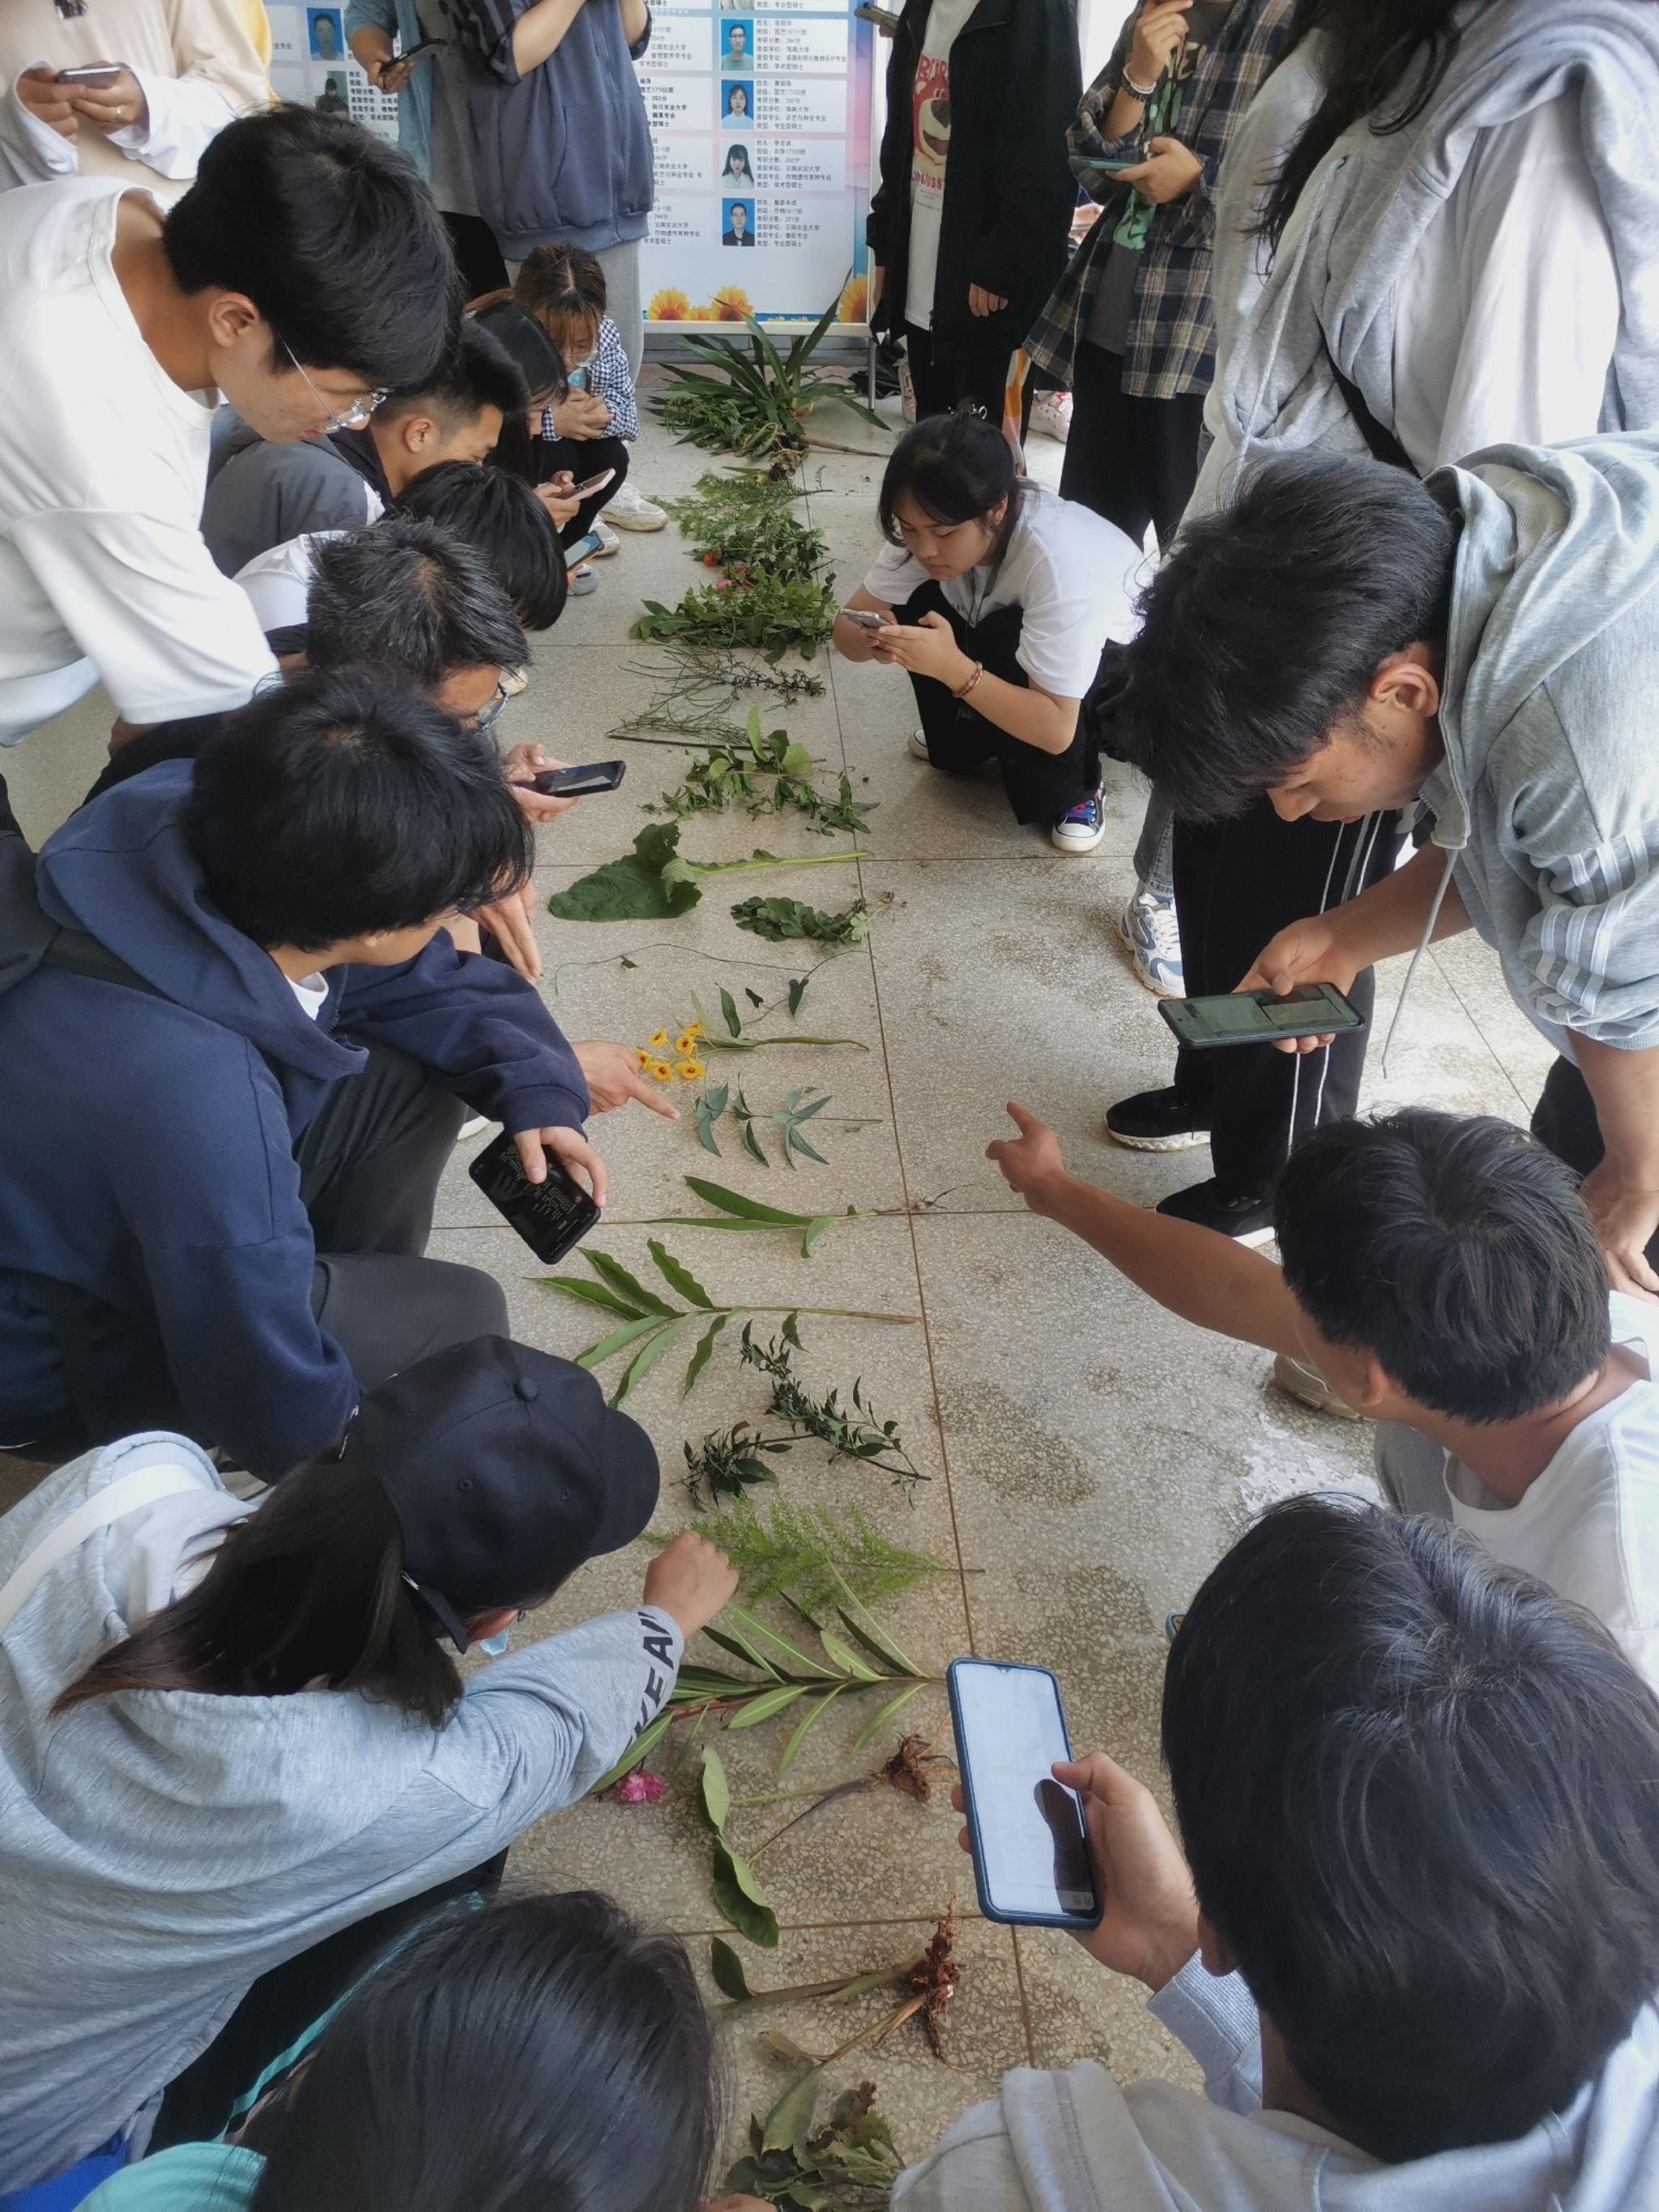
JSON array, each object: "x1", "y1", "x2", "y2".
[
  {"x1": 1103, "y1": 1122, "x2": 1211, "y2": 1153},
  {"x1": 1113, "y1": 915, "x2": 1183, "y2": 997},
  {"x1": 1228, "y1": 1223, "x2": 1279, "y2": 1251},
  {"x1": 1269, "y1": 1352, "x2": 1364, "y2": 1420},
  {"x1": 1051, "y1": 827, "x2": 1107, "y2": 855},
  {"x1": 607, "y1": 514, "x2": 667, "y2": 531}
]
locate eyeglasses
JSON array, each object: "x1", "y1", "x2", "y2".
[
  {"x1": 468, "y1": 682, "x2": 510, "y2": 735},
  {"x1": 278, "y1": 335, "x2": 388, "y2": 433}
]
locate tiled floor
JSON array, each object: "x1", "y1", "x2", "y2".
[{"x1": 6, "y1": 384, "x2": 1557, "y2": 2175}]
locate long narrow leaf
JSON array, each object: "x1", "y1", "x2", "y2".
[
  {"x1": 538, "y1": 1275, "x2": 643, "y2": 1318},
  {"x1": 849, "y1": 1680, "x2": 928, "y2": 1755},
  {"x1": 725, "y1": 1682, "x2": 812, "y2": 1729},
  {"x1": 776, "y1": 1685, "x2": 842, "y2": 1775},
  {"x1": 818, "y1": 1628, "x2": 881, "y2": 1682},
  {"x1": 612, "y1": 1312, "x2": 699, "y2": 1405},
  {"x1": 646, "y1": 1239, "x2": 713, "y2": 1309},
  {"x1": 702, "y1": 1624, "x2": 783, "y2": 1680},
  {"x1": 684, "y1": 1312, "x2": 728, "y2": 1393},
  {"x1": 684, "y1": 1178, "x2": 815, "y2": 1225},
  {"x1": 587, "y1": 1707, "x2": 673, "y2": 1793},
  {"x1": 833, "y1": 1575, "x2": 921, "y2": 1676},
  {"x1": 724, "y1": 1601, "x2": 836, "y2": 1677},
  {"x1": 585, "y1": 1251, "x2": 675, "y2": 1316},
  {"x1": 577, "y1": 1320, "x2": 667, "y2": 1375}
]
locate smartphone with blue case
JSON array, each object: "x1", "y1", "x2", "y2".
[{"x1": 947, "y1": 1657, "x2": 1102, "y2": 1929}]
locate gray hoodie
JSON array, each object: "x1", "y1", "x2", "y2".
[
  {"x1": 1410, "y1": 434, "x2": 1659, "y2": 1059},
  {"x1": 0, "y1": 1434, "x2": 681, "y2": 2192},
  {"x1": 894, "y1": 1955, "x2": 1659, "y2": 2210}
]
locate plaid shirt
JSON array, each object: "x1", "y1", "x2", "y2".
[
  {"x1": 1026, "y1": 0, "x2": 1297, "y2": 400},
  {"x1": 539, "y1": 314, "x2": 639, "y2": 443}
]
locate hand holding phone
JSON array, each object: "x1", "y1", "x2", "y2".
[
  {"x1": 468, "y1": 1129, "x2": 601, "y2": 1261},
  {"x1": 1078, "y1": 154, "x2": 1144, "y2": 176},
  {"x1": 1157, "y1": 982, "x2": 1365, "y2": 1051},
  {"x1": 530, "y1": 759, "x2": 626, "y2": 796},
  {"x1": 854, "y1": 1, "x2": 904, "y2": 24},
  {"x1": 55, "y1": 63, "x2": 125, "y2": 87},
  {"x1": 841, "y1": 607, "x2": 893, "y2": 629},
  {"x1": 569, "y1": 468, "x2": 616, "y2": 499},
  {"x1": 948, "y1": 1659, "x2": 1101, "y2": 1928}
]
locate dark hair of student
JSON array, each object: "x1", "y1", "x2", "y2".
[
  {"x1": 397, "y1": 462, "x2": 569, "y2": 632},
  {"x1": 182, "y1": 669, "x2": 533, "y2": 953},
  {"x1": 1165, "y1": 1496, "x2": 1659, "y2": 2163},
  {"x1": 377, "y1": 318, "x2": 529, "y2": 433},
  {"x1": 305, "y1": 515, "x2": 528, "y2": 693},
  {"x1": 53, "y1": 1460, "x2": 469, "y2": 1728},
  {"x1": 163, "y1": 108, "x2": 457, "y2": 390},
  {"x1": 724, "y1": 143, "x2": 753, "y2": 179},
  {"x1": 727, "y1": 83, "x2": 748, "y2": 113},
  {"x1": 466, "y1": 298, "x2": 568, "y2": 480},
  {"x1": 1274, "y1": 1110, "x2": 1612, "y2": 1422},
  {"x1": 510, "y1": 241, "x2": 609, "y2": 364},
  {"x1": 241, "y1": 1892, "x2": 719, "y2": 2212},
  {"x1": 1261, "y1": 0, "x2": 1465, "y2": 249},
  {"x1": 877, "y1": 408, "x2": 1022, "y2": 568},
  {"x1": 1111, "y1": 451, "x2": 1458, "y2": 820}
]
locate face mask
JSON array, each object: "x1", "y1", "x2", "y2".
[{"x1": 476, "y1": 1626, "x2": 511, "y2": 1657}]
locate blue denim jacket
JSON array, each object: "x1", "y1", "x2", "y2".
[{"x1": 343, "y1": 0, "x2": 433, "y2": 178}]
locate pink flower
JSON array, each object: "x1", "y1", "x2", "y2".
[
  {"x1": 613, "y1": 1770, "x2": 665, "y2": 1804},
  {"x1": 711, "y1": 577, "x2": 731, "y2": 592}
]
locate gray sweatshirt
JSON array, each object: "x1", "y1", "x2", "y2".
[
  {"x1": 894, "y1": 1955, "x2": 1659, "y2": 2210},
  {"x1": 1411, "y1": 434, "x2": 1659, "y2": 1059},
  {"x1": 0, "y1": 1434, "x2": 681, "y2": 2192}
]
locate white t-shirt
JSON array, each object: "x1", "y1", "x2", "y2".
[
  {"x1": 903, "y1": 0, "x2": 978, "y2": 331},
  {"x1": 0, "y1": 177, "x2": 276, "y2": 744},
  {"x1": 1381, "y1": 1292, "x2": 1659, "y2": 1690},
  {"x1": 864, "y1": 483, "x2": 1145, "y2": 700},
  {"x1": 233, "y1": 531, "x2": 341, "y2": 633},
  {"x1": 288, "y1": 973, "x2": 329, "y2": 1021}
]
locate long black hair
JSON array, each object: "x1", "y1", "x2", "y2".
[
  {"x1": 245, "y1": 1893, "x2": 721, "y2": 2212},
  {"x1": 467, "y1": 298, "x2": 567, "y2": 483},
  {"x1": 55, "y1": 1460, "x2": 463, "y2": 1728},
  {"x1": 1260, "y1": 0, "x2": 1470, "y2": 249},
  {"x1": 877, "y1": 407, "x2": 1023, "y2": 568}
]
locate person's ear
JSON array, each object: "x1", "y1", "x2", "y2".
[
  {"x1": 1369, "y1": 645, "x2": 1440, "y2": 722},
  {"x1": 467, "y1": 1605, "x2": 517, "y2": 1642},
  {"x1": 1354, "y1": 1351, "x2": 1401, "y2": 1415},
  {"x1": 203, "y1": 292, "x2": 265, "y2": 356},
  {"x1": 403, "y1": 412, "x2": 436, "y2": 454},
  {"x1": 1197, "y1": 1911, "x2": 1234, "y2": 1979}
]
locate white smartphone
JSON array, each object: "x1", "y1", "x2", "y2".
[
  {"x1": 570, "y1": 468, "x2": 616, "y2": 498},
  {"x1": 948, "y1": 1658, "x2": 1102, "y2": 1929},
  {"x1": 841, "y1": 607, "x2": 892, "y2": 629}
]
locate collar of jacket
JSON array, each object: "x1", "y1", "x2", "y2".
[{"x1": 904, "y1": 0, "x2": 1015, "y2": 49}]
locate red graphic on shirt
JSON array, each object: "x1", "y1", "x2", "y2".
[{"x1": 911, "y1": 53, "x2": 950, "y2": 193}]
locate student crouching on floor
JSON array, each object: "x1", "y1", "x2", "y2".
[
  {"x1": 834, "y1": 408, "x2": 1143, "y2": 855},
  {"x1": 0, "y1": 1336, "x2": 736, "y2": 2203}
]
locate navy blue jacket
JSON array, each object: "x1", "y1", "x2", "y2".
[{"x1": 0, "y1": 765, "x2": 587, "y2": 1474}]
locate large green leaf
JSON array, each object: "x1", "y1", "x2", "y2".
[
  {"x1": 546, "y1": 824, "x2": 703, "y2": 923},
  {"x1": 684, "y1": 1178, "x2": 815, "y2": 1225},
  {"x1": 684, "y1": 1312, "x2": 729, "y2": 1394},
  {"x1": 724, "y1": 1602, "x2": 835, "y2": 1677},
  {"x1": 647, "y1": 1239, "x2": 713, "y2": 1309},
  {"x1": 711, "y1": 1838, "x2": 779, "y2": 1946},
  {"x1": 703, "y1": 1623, "x2": 783, "y2": 1679},
  {"x1": 818, "y1": 1628, "x2": 881, "y2": 1682},
  {"x1": 699, "y1": 1744, "x2": 731, "y2": 1832},
  {"x1": 585, "y1": 1250, "x2": 675, "y2": 1315},
  {"x1": 710, "y1": 1936, "x2": 753, "y2": 2001},
  {"x1": 578, "y1": 1314, "x2": 671, "y2": 1366},
  {"x1": 761, "y1": 2062, "x2": 825, "y2": 2154},
  {"x1": 849, "y1": 1680, "x2": 927, "y2": 1755}
]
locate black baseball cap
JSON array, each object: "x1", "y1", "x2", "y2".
[{"x1": 344, "y1": 1336, "x2": 660, "y2": 1651}]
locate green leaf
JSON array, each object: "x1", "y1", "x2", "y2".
[
  {"x1": 835, "y1": 1588, "x2": 920, "y2": 1677},
  {"x1": 699, "y1": 1744, "x2": 731, "y2": 1832},
  {"x1": 744, "y1": 987, "x2": 766, "y2": 1008},
  {"x1": 818, "y1": 1629, "x2": 881, "y2": 1681},
  {"x1": 585, "y1": 1251, "x2": 675, "y2": 1316},
  {"x1": 694, "y1": 1103, "x2": 723, "y2": 1157},
  {"x1": 647, "y1": 1238, "x2": 714, "y2": 1308},
  {"x1": 536, "y1": 1275, "x2": 642, "y2": 1318},
  {"x1": 719, "y1": 986, "x2": 743, "y2": 1038},
  {"x1": 612, "y1": 1313, "x2": 699, "y2": 1406},
  {"x1": 776, "y1": 1685, "x2": 842, "y2": 1775},
  {"x1": 587, "y1": 1707, "x2": 672, "y2": 1794},
  {"x1": 762, "y1": 2063, "x2": 825, "y2": 2154},
  {"x1": 741, "y1": 1119, "x2": 769, "y2": 1166},
  {"x1": 711, "y1": 1838, "x2": 779, "y2": 1947},
  {"x1": 787, "y1": 975, "x2": 808, "y2": 1016},
  {"x1": 725, "y1": 1681, "x2": 812, "y2": 1729},
  {"x1": 710, "y1": 1936, "x2": 753, "y2": 2001},
  {"x1": 849, "y1": 1680, "x2": 928, "y2": 1755},
  {"x1": 620, "y1": 955, "x2": 638, "y2": 970},
  {"x1": 724, "y1": 1601, "x2": 833, "y2": 1675},
  {"x1": 546, "y1": 824, "x2": 703, "y2": 923},
  {"x1": 782, "y1": 1311, "x2": 804, "y2": 1350},
  {"x1": 579, "y1": 1313, "x2": 672, "y2": 1366},
  {"x1": 703, "y1": 1624, "x2": 784, "y2": 1679},
  {"x1": 684, "y1": 1178, "x2": 814, "y2": 1225},
  {"x1": 800, "y1": 1215, "x2": 839, "y2": 1258},
  {"x1": 684, "y1": 1313, "x2": 728, "y2": 1394}
]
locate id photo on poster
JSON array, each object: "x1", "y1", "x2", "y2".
[
  {"x1": 719, "y1": 19, "x2": 753, "y2": 69},
  {"x1": 721, "y1": 79, "x2": 753, "y2": 122},
  {"x1": 307, "y1": 7, "x2": 343, "y2": 58},
  {"x1": 722, "y1": 143, "x2": 755, "y2": 185},
  {"x1": 722, "y1": 197, "x2": 756, "y2": 245}
]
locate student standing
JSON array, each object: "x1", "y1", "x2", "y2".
[
  {"x1": 867, "y1": 0, "x2": 1080, "y2": 425},
  {"x1": 0, "y1": 1333, "x2": 735, "y2": 2197},
  {"x1": 835, "y1": 411, "x2": 1142, "y2": 854}
]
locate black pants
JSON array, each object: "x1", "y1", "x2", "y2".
[
  {"x1": 1171, "y1": 803, "x2": 1404, "y2": 1197},
  {"x1": 1060, "y1": 341, "x2": 1207, "y2": 548},
  {"x1": 904, "y1": 321, "x2": 1034, "y2": 437},
  {"x1": 535, "y1": 432, "x2": 629, "y2": 548},
  {"x1": 151, "y1": 1852, "x2": 508, "y2": 2151},
  {"x1": 1529, "y1": 1054, "x2": 1659, "y2": 1268},
  {"x1": 897, "y1": 583, "x2": 1097, "y2": 826},
  {"x1": 36, "y1": 1044, "x2": 506, "y2": 1459},
  {"x1": 445, "y1": 211, "x2": 508, "y2": 302}
]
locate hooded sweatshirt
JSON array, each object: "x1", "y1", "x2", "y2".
[
  {"x1": 1407, "y1": 434, "x2": 1659, "y2": 1060},
  {"x1": 0, "y1": 1433, "x2": 682, "y2": 2192},
  {"x1": 0, "y1": 765, "x2": 588, "y2": 1474},
  {"x1": 893, "y1": 1958, "x2": 1659, "y2": 2210}
]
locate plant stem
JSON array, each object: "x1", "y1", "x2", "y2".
[{"x1": 701, "y1": 848, "x2": 868, "y2": 877}]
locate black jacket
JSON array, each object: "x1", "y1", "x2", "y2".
[{"x1": 868, "y1": 0, "x2": 1081, "y2": 364}]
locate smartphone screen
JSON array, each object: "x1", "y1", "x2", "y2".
[
  {"x1": 1158, "y1": 982, "x2": 1365, "y2": 1051},
  {"x1": 467, "y1": 1129, "x2": 599, "y2": 1263},
  {"x1": 949, "y1": 1660, "x2": 1100, "y2": 1925}
]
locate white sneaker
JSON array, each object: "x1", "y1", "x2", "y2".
[
  {"x1": 1270, "y1": 1352, "x2": 1364, "y2": 1422},
  {"x1": 907, "y1": 727, "x2": 932, "y2": 761},
  {"x1": 567, "y1": 563, "x2": 598, "y2": 597},
  {"x1": 606, "y1": 482, "x2": 668, "y2": 531},
  {"x1": 1115, "y1": 886, "x2": 1184, "y2": 995},
  {"x1": 1031, "y1": 390, "x2": 1073, "y2": 444},
  {"x1": 501, "y1": 664, "x2": 529, "y2": 697},
  {"x1": 1051, "y1": 788, "x2": 1107, "y2": 854}
]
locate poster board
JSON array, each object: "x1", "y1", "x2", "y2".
[
  {"x1": 638, "y1": 0, "x2": 876, "y2": 333},
  {"x1": 265, "y1": 5, "x2": 402, "y2": 140}
]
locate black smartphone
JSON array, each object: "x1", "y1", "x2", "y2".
[
  {"x1": 947, "y1": 1659, "x2": 1102, "y2": 1929},
  {"x1": 529, "y1": 760, "x2": 627, "y2": 796},
  {"x1": 57, "y1": 62, "x2": 124, "y2": 84},
  {"x1": 1158, "y1": 981, "x2": 1366, "y2": 1051},
  {"x1": 854, "y1": 2, "x2": 903, "y2": 25},
  {"x1": 1077, "y1": 153, "x2": 1144, "y2": 176},
  {"x1": 467, "y1": 1128, "x2": 600, "y2": 1263},
  {"x1": 393, "y1": 35, "x2": 447, "y2": 61}
]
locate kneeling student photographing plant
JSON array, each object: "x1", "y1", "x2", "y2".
[{"x1": 834, "y1": 409, "x2": 1144, "y2": 854}]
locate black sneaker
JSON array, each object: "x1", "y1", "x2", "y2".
[
  {"x1": 1104, "y1": 1086, "x2": 1210, "y2": 1152},
  {"x1": 1157, "y1": 1178, "x2": 1276, "y2": 1247}
]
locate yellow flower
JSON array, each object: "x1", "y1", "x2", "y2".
[
  {"x1": 646, "y1": 1027, "x2": 669, "y2": 1048},
  {"x1": 838, "y1": 271, "x2": 868, "y2": 325},
  {"x1": 634, "y1": 1046, "x2": 654, "y2": 1068},
  {"x1": 675, "y1": 1029, "x2": 701, "y2": 1054},
  {"x1": 708, "y1": 284, "x2": 753, "y2": 322},
  {"x1": 676, "y1": 1058, "x2": 706, "y2": 1080},
  {"x1": 681, "y1": 1018, "x2": 703, "y2": 1037},
  {"x1": 646, "y1": 286, "x2": 693, "y2": 322},
  {"x1": 650, "y1": 1059, "x2": 676, "y2": 1083}
]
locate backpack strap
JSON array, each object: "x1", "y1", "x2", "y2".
[
  {"x1": 38, "y1": 926, "x2": 164, "y2": 998},
  {"x1": 0, "y1": 1464, "x2": 209, "y2": 1638}
]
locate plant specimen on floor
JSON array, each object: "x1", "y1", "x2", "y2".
[
  {"x1": 538, "y1": 1247, "x2": 918, "y2": 1405},
  {"x1": 726, "y1": 2078, "x2": 906, "y2": 2210},
  {"x1": 646, "y1": 708, "x2": 873, "y2": 837},
  {"x1": 694, "y1": 1085, "x2": 879, "y2": 1168},
  {"x1": 654, "y1": 294, "x2": 885, "y2": 462},
  {"x1": 612, "y1": 642, "x2": 826, "y2": 740},
  {"x1": 682, "y1": 1325, "x2": 923, "y2": 1504},
  {"x1": 665, "y1": 469, "x2": 829, "y2": 583},
  {"x1": 731, "y1": 895, "x2": 872, "y2": 947},
  {"x1": 631, "y1": 570, "x2": 839, "y2": 662},
  {"x1": 659, "y1": 1493, "x2": 951, "y2": 1613},
  {"x1": 643, "y1": 1174, "x2": 863, "y2": 1259},
  {"x1": 544, "y1": 820, "x2": 864, "y2": 923}
]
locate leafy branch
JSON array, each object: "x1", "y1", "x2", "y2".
[
  {"x1": 643, "y1": 1174, "x2": 862, "y2": 1259},
  {"x1": 681, "y1": 1327, "x2": 923, "y2": 1504},
  {"x1": 694, "y1": 1083, "x2": 879, "y2": 1169},
  {"x1": 726, "y1": 2078, "x2": 906, "y2": 2210},
  {"x1": 646, "y1": 707, "x2": 873, "y2": 837},
  {"x1": 654, "y1": 291, "x2": 885, "y2": 462},
  {"x1": 648, "y1": 1493, "x2": 951, "y2": 1613},
  {"x1": 545, "y1": 821, "x2": 864, "y2": 924},
  {"x1": 611, "y1": 642, "x2": 825, "y2": 743},
  {"x1": 631, "y1": 572, "x2": 839, "y2": 662},
  {"x1": 732, "y1": 895, "x2": 872, "y2": 948},
  {"x1": 664, "y1": 469, "x2": 830, "y2": 585},
  {"x1": 537, "y1": 1250, "x2": 918, "y2": 1405},
  {"x1": 692, "y1": 985, "x2": 867, "y2": 1058}
]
